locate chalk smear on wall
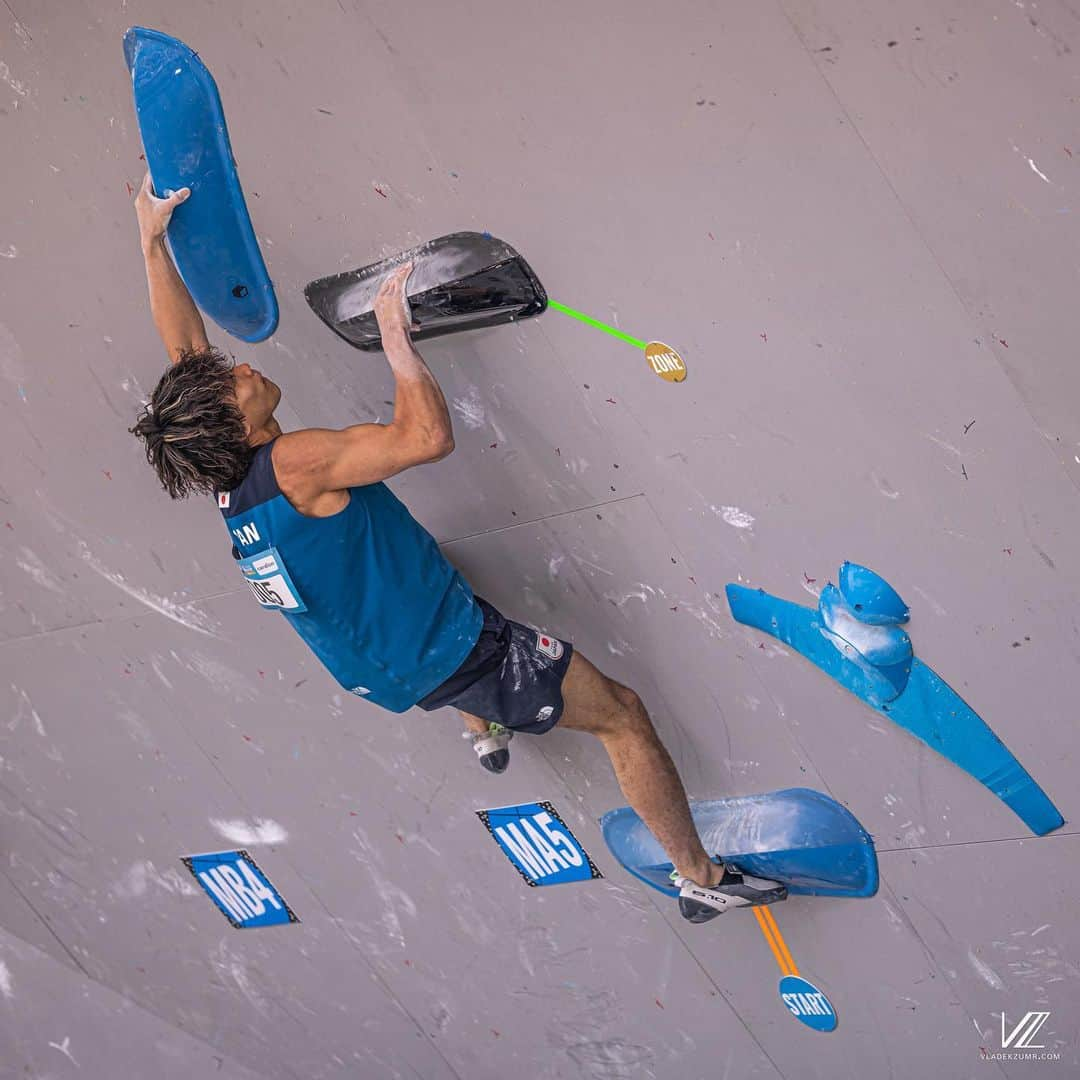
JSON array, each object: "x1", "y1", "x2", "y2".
[
  {"x1": 210, "y1": 818, "x2": 289, "y2": 846},
  {"x1": 0, "y1": 60, "x2": 29, "y2": 97},
  {"x1": 112, "y1": 860, "x2": 198, "y2": 900},
  {"x1": 185, "y1": 651, "x2": 260, "y2": 701},
  {"x1": 713, "y1": 505, "x2": 755, "y2": 530},
  {"x1": 968, "y1": 949, "x2": 1006, "y2": 991},
  {"x1": 47, "y1": 1037, "x2": 79, "y2": 1068},
  {"x1": 9, "y1": 687, "x2": 46, "y2": 737},
  {"x1": 150, "y1": 654, "x2": 175, "y2": 689},
  {"x1": 453, "y1": 386, "x2": 486, "y2": 429},
  {"x1": 75, "y1": 539, "x2": 221, "y2": 637},
  {"x1": 15, "y1": 548, "x2": 66, "y2": 595},
  {"x1": 873, "y1": 474, "x2": 901, "y2": 499},
  {"x1": 569, "y1": 553, "x2": 613, "y2": 577},
  {"x1": 912, "y1": 585, "x2": 947, "y2": 616},
  {"x1": 0, "y1": 323, "x2": 30, "y2": 389}
]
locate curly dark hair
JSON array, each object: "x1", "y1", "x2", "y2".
[{"x1": 128, "y1": 347, "x2": 256, "y2": 500}]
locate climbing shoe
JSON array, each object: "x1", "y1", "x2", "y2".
[
  {"x1": 670, "y1": 865, "x2": 788, "y2": 923},
  {"x1": 464, "y1": 723, "x2": 513, "y2": 774}
]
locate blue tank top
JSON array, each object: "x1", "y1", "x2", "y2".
[{"x1": 216, "y1": 436, "x2": 482, "y2": 712}]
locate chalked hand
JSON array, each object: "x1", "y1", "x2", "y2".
[
  {"x1": 373, "y1": 261, "x2": 420, "y2": 339},
  {"x1": 134, "y1": 171, "x2": 190, "y2": 246}
]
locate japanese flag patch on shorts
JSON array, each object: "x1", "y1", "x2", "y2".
[{"x1": 535, "y1": 632, "x2": 565, "y2": 661}]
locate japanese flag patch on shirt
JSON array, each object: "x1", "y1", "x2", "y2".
[{"x1": 536, "y1": 632, "x2": 564, "y2": 660}]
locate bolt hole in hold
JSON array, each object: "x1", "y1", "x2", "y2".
[{"x1": 232, "y1": 284, "x2": 249, "y2": 298}]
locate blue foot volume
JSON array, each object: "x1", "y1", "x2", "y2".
[{"x1": 602, "y1": 788, "x2": 879, "y2": 900}]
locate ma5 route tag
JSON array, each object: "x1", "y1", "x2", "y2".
[{"x1": 477, "y1": 802, "x2": 602, "y2": 887}]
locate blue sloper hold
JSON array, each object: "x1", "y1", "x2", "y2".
[
  {"x1": 726, "y1": 583, "x2": 1064, "y2": 836},
  {"x1": 124, "y1": 27, "x2": 278, "y2": 342},
  {"x1": 601, "y1": 788, "x2": 878, "y2": 899},
  {"x1": 819, "y1": 584, "x2": 912, "y2": 668},
  {"x1": 838, "y1": 562, "x2": 910, "y2": 625}
]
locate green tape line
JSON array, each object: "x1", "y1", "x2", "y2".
[{"x1": 548, "y1": 300, "x2": 648, "y2": 350}]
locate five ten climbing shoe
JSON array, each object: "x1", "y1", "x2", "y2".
[
  {"x1": 671, "y1": 865, "x2": 789, "y2": 923},
  {"x1": 464, "y1": 723, "x2": 514, "y2": 774}
]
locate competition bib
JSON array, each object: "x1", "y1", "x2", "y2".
[{"x1": 237, "y1": 546, "x2": 307, "y2": 614}]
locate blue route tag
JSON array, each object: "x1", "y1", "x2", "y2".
[
  {"x1": 238, "y1": 546, "x2": 308, "y2": 614},
  {"x1": 182, "y1": 850, "x2": 299, "y2": 928},
  {"x1": 477, "y1": 802, "x2": 602, "y2": 887}
]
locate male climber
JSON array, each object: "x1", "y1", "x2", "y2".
[{"x1": 127, "y1": 174, "x2": 787, "y2": 921}]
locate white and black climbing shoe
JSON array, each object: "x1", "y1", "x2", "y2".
[
  {"x1": 464, "y1": 723, "x2": 513, "y2": 774},
  {"x1": 671, "y1": 865, "x2": 788, "y2": 923}
]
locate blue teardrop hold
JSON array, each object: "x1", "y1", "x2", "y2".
[
  {"x1": 838, "y1": 562, "x2": 910, "y2": 625},
  {"x1": 819, "y1": 584, "x2": 913, "y2": 667}
]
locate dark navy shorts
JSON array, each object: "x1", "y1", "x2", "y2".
[{"x1": 416, "y1": 597, "x2": 574, "y2": 734}]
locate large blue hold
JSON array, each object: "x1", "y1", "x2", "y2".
[
  {"x1": 726, "y1": 581, "x2": 1064, "y2": 836},
  {"x1": 124, "y1": 27, "x2": 278, "y2": 342},
  {"x1": 601, "y1": 788, "x2": 879, "y2": 899}
]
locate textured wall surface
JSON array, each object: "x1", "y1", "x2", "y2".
[{"x1": 1, "y1": 1, "x2": 1078, "y2": 1077}]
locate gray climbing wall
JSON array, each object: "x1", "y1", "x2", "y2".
[{"x1": 1, "y1": 0, "x2": 1078, "y2": 1076}]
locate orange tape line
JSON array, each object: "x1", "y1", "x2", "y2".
[
  {"x1": 762, "y1": 906, "x2": 799, "y2": 978},
  {"x1": 752, "y1": 907, "x2": 792, "y2": 976}
]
